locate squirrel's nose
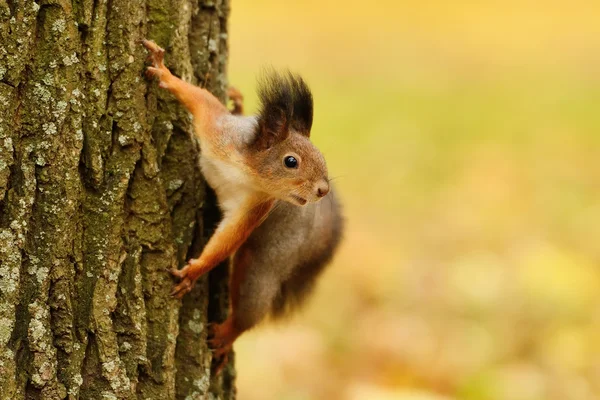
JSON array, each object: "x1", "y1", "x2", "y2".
[{"x1": 316, "y1": 181, "x2": 330, "y2": 198}]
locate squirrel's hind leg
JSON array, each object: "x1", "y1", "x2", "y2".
[
  {"x1": 227, "y1": 87, "x2": 244, "y2": 115},
  {"x1": 208, "y1": 242, "x2": 281, "y2": 373}
]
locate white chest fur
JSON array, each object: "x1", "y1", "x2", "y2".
[
  {"x1": 194, "y1": 114, "x2": 260, "y2": 214},
  {"x1": 199, "y1": 152, "x2": 255, "y2": 214}
]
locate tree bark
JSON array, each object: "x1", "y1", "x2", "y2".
[{"x1": 0, "y1": 0, "x2": 235, "y2": 399}]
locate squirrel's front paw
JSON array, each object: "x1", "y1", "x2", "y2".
[
  {"x1": 170, "y1": 260, "x2": 201, "y2": 298},
  {"x1": 170, "y1": 277, "x2": 194, "y2": 298},
  {"x1": 141, "y1": 39, "x2": 171, "y2": 89}
]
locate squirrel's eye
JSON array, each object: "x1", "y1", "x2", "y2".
[{"x1": 284, "y1": 156, "x2": 298, "y2": 169}]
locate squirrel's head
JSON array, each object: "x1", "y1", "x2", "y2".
[{"x1": 246, "y1": 70, "x2": 329, "y2": 206}]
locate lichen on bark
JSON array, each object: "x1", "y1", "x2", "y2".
[{"x1": 0, "y1": 0, "x2": 234, "y2": 399}]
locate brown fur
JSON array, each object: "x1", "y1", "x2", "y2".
[{"x1": 271, "y1": 192, "x2": 344, "y2": 317}]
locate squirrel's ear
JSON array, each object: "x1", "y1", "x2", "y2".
[
  {"x1": 254, "y1": 69, "x2": 294, "y2": 150},
  {"x1": 252, "y1": 69, "x2": 313, "y2": 148},
  {"x1": 254, "y1": 108, "x2": 290, "y2": 150}
]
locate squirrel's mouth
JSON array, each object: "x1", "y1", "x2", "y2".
[{"x1": 290, "y1": 194, "x2": 307, "y2": 206}]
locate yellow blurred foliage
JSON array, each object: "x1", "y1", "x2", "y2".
[{"x1": 227, "y1": 1, "x2": 600, "y2": 399}]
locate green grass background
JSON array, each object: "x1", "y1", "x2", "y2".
[{"x1": 226, "y1": 1, "x2": 600, "y2": 399}]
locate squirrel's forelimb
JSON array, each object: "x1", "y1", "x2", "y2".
[
  {"x1": 143, "y1": 39, "x2": 227, "y2": 125},
  {"x1": 170, "y1": 197, "x2": 275, "y2": 298}
]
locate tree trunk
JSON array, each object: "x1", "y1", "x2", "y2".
[{"x1": 0, "y1": 0, "x2": 235, "y2": 399}]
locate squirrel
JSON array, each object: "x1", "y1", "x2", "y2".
[{"x1": 142, "y1": 39, "x2": 343, "y2": 372}]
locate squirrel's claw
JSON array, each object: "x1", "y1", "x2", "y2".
[
  {"x1": 142, "y1": 38, "x2": 171, "y2": 88},
  {"x1": 141, "y1": 39, "x2": 165, "y2": 66},
  {"x1": 145, "y1": 66, "x2": 161, "y2": 80},
  {"x1": 145, "y1": 67, "x2": 169, "y2": 89},
  {"x1": 207, "y1": 323, "x2": 233, "y2": 375},
  {"x1": 210, "y1": 347, "x2": 231, "y2": 375},
  {"x1": 210, "y1": 350, "x2": 230, "y2": 376},
  {"x1": 170, "y1": 277, "x2": 194, "y2": 298},
  {"x1": 170, "y1": 265, "x2": 193, "y2": 298},
  {"x1": 170, "y1": 261, "x2": 203, "y2": 298}
]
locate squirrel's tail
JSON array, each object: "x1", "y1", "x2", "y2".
[
  {"x1": 270, "y1": 213, "x2": 344, "y2": 319},
  {"x1": 270, "y1": 257, "x2": 329, "y2": 319}
]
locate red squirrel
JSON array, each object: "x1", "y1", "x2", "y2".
[{"x1": 142, "y1": 39, "x2": 343, "y2": 370}]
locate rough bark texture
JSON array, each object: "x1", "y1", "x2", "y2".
[{"x1": 0, "y1": 0, "x2": 235, "y2": 398}]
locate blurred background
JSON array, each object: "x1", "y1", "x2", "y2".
[{"x1": 227, "y1": 1, "x2": 600, "y2": 399}]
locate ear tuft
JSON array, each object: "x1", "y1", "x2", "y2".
[
  {"x1": 253, "y1": 69, "x2": 314, "y2": 149},
  {"x1": 288, "y1": 73, "x2": 313, "y2": 134}
]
